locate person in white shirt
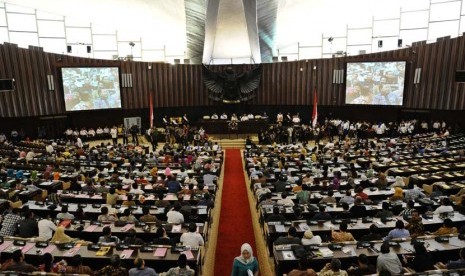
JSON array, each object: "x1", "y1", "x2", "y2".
[
  {"x1": 75, "y1": 137, "x2": 83, "y2": 148},
  {"x1": 211, "y1": 113, "x2": 219, "y2": 119},
  {"x1": 87, "y1": 128, "x2": 96, "y2": 137},
  {"x1": 276, "y1": 112, "x2": 283, "y2": 123},
  {"x1": 122, "y1": 173, "x2": 135, "y2": 186},
  {"x1": 180, "y1": 223, "x2": 204, "y2": 248},
  {"x1": 247, "y1": 113, "x2": 254, "y2": 119},
  {"x1": 38, "y1": 214, "x2": 57, "y2": 241},
  {"x1": 276, "y1": 192, "x2": 294, "y2": 206},
  {"x1": 129, "y1": 182, "x2": 144, "y2": 195},
  {"x1": 434, "y1": 198, "x2": 454, "y2": 214},
  {"x1": 301, "y1": 230, "x2": 322, "y2": 245},
  {"x1": 45, "y1": 144, "x2": 54, "y2": 154},
  {"x1": 184, "y1": 175, "x2": 198, "y2": 186},
  {"x1": 240, "y1": 114, "x2": 249, "y2": 121},
  {"x1": 220, "y1": 113, "x2": 228, "y2": 119},
  {"x1": 110, "y1": 126, "x2": 118, "y2": 145},
  {"x1": 167, "y1": 204, "x2": 184, "y2": 224},
  {"x1": 79, "y1": 128, "x2": 88, "y2": 138}
]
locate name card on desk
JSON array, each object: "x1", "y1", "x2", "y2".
[{"x1": 65, "y1": 245, "x2": 81, "y2": 256}]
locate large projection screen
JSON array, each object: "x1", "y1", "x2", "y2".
[
  {"x1": 345, "y1": 61, "x2": 406, "y2": 105},
  {"x1": 62, "y1": 67, "x2": 122, "y2": 111}
]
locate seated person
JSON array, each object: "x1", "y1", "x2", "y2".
[
  {"x1": 405, "y1": 210, "x2": 424, "y2": 238},
  {"x1": 152, "y1": 226, "x2": 174, "y2": 246},
  {"x1": 433, "y1": 198, "x2": 454, "y2": 214},
  {"x1": 56, "y1": 206, "x2": 75, "y2": 221},
  {"x1": 139, "y1": 206, "x2": 162, "y2": 225},
  {"x1": 354, "y1": 186, "x2": 368, "y2": 201},
  {"x1": 220, "y1": 112, "x2": 228, "y2": 119},
  {"x1": 349, "y1": 197, "x2": 366, "y2": 218},
  {"x1": 211, "y1": 113, "x2": 219, "y2": 119},
  {"x1": 404, "y1": 187, "x2": 426, "y2": 201},
  {"x1": 17, "y1": 210, "x2": 38, "y2": 238},
  {"x1": 384, "y1": 220, "x2": 410, "y2": 240},
  {"x1": 339, "y1": 190, "x2": 355, "y2": 205},
  {"x1": 129, "y1": 258, "x2": 157, "y2": 276},
  {"x1": 360, "y1": 224, "x2": 383, "y2": 241},
  {"x1": 119, "y1": 208, "x2": 138, "y2": 223},
  {"x1": 266, "y1": 206, "x2": 286, "y2": 223},
  {"x1": 167, "y1": 203, "x2": 185, "y2": 224},
  {"x1": 65, "y1": 254, "x2": 93, "y2": 275},
  {"x1": 180, "y1": 223, "x2": 205, "y2": 248},
  {"x1": 432, "y1": 218, "x2": 458, "y2": 235},
  {"x1": 331, "y1": 222, "x2": 355, "y2": 242},
  {"x1": 51, "y1": 226, "x2": 77, "y2": 243},
  {"x1": 1, "y1": 249, "x2": 38, "y2": 273},
  {"x1": 97, "y1": 206, "x2": 118, "y2": 222},
  {"x1": 312, "y1": 205, "x2": 332, "y2": 221},
  {"x1": 320, "y1": 190, "x2": 337, "y2": 204},
  {"x1": 123, "y1": 229, "x2": 144, "y2": 245},
  {"x1": 347, "y1": 254, "x2": 376, "y2": 276},
  {"x1": 403, "y1": 242, "x2": 434, "y2": 272},
  {"x1": 274, "y1": 226, "x2": 301, "y2": 245},
  {"x1": 98, "y1": 226, "x2": 120, "y2": 245},
  {"x1": 164, "y1": 254, "x2": 195, "y2": 276},
  {"x1": 319, "y1": 258, "x2": 348, "y2": 276},
  {"x1": 375, "y1": 202, "x2": 394, "y2": 219},
  {"x1": 389, "y1": 187, "x2": 404, "y2": 202},
  {"x1": 436, "y1": 248, "x2": 465, "y2": 269},
  {"x1": 301, "y1": 230, "x2": 322, "y2": 245},
  {"x1": 277, "y1": 192, "x2": 294, "y2": 206},
  {"x1": 398, "y1": 199, "x2": 415, "y2": 218},
  {"x1": 376, "y1": 242, "x2": 403, "y2": 275}
]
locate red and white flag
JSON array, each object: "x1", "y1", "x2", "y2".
[
  {"x1": 149, "y1": 94, "x2": 154, "y2": 128},
  {"x1": 312, "y1": 89, "x2": 318, "y2": 128}
]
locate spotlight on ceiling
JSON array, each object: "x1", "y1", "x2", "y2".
[
  {"x1": 328, "y1": 37, "x2": 334, "y2": 43},
  {"x1": 129, "y1": 42, "x2": 135, "y2": 47}
]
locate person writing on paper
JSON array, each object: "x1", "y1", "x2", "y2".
[{"x1": 231, "y1": 243, "x2": 259, "y2": 276}]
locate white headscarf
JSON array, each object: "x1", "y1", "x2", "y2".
[{"x1": 235, "y1": 243, "x2": 254, "y2": 265}]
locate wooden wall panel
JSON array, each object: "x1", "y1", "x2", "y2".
[{"x1": 1, "y1": 35, "x2": 465, "y2": 118}]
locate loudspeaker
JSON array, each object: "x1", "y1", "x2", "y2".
[
  {"x1": 281, "y1": 56, "x2": 288, "y2": 62},
  {"x1": 87, "y1": 46, "x2": 92, "y2": 53},
  {"x1": 456, "y1": 71, "x2": 465, "y2": 82},
  {"x1": 174, "y1": 59, "x2": 181, "y2": 64},
  {"x1": 272, "y1": 56, "x2": 278, "y2": 62},
  {"x1": 67, "y1": 45, "x2": 72, "y2": 53},
  {"x1": 378, "y1": 40, "x2": 383, "y2": 48},
  {"x1": 398, "y1": 39, "x2": 402, "y2": 47},
  {"x1": 183, "y1": 59, "x2": 190, "y2": 64}
]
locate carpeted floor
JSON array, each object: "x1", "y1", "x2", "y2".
[{"x1": 214, "y1": 149, "x2": 256, "y2": 275}]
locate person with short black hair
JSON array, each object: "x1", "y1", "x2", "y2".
[
  {"x1": 153, "y1": 226, "x2": 174, "y2": 246},
  {"x1": 123, "y1": 228, "x2": 144, "y2": 245},
  {"x1": 180, "y1": 222, "x2": 204, "y2": 248},
  {"x1": 56, "y1": 205, "x2": 75, "y2": 220},
  {"x1": 274, "y1": 226, "x2": 301, "y2": 245},
  {"x1": 96, "y1": 254, "x2": 128, "y2": 276},
  {"x1": 319, "y1": 258, "x2": 348, "y2": 276},
  {"x1": 360, "y1": 224, "x2": 383, "y2": 241},
  {"x1": 332, "y1": 222, "x2": 355, "y2": 242},
  {"x1": 266, "y1": 206, "x2": 286, "y2": 222},
  {"x1": 437, "y1": 248, "x2": 465, "y2": 269},
  {"x1": 98, "y1": 226, "x2": 120, "y2": 245},
  {"x1": 65, "y1": 254, "x2": 94, "y2": 275},
  {"x1": 376, "y1": 243, "x2": 403, "y2": 275},
  {"x1": 399, "y1": 200, "x2": 415, "y2": 220},
  {"x1": 129, "y1": 257, "x2": 157, "y2": 276},
  {"x1": 385, "y1": 220, "x2": 410, "y2": 240},
  {"x1": 164, "y1": 254, "x2": 195, "y2": 275},
  {"x1": 348, "y1": 253, "x2": 376, "y2": 276},
  {"x1": 17, "y1": 210, "x2": 38, "y2": 238},
  {"x1": 97, "y1": 206, "x2": 118, "y2": 222},
  {"x1": 349, "y1": 197, "x2": 366, "y2": 218},
  {"x1": 375, "y1": 202, "x2": 394, "y2": 219},
  {"x1": 433, "y1": 218, "x2": 458, "y2": 235},
  {"x1": 403, "y1": 242, "x2": 434, "y2": 272},
  {"x1": 3, "y1": 249, "x2": 38, "y2": 273},
  {"x1": 139, "y1": 206, "x2": 162, "y2": 225},
  {"x1": 167, "y1": 203, "x2": 184, "y2": 224},
  {"x1": 320, "y1": 190, "x2": 336, "y2": 204},
  {"x1": 312, "y1": 205, "x2": 332, "y2": 221},
  {"x1": 106, "y1": 187, "x2": 119, "y2": 205}
]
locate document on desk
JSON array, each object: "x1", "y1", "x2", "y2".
[
  {"x1": 65, "y1": 245, "x2": 81, "y2": 256},
  {"x1": 182, "y1": 250, "x2": 195, "y2": 260},
  {"x1": 42, "y1": 245, "x2": 57, "y2": 254},
  {"x1": 298, "y1": 223, "x2": 309, "y2": 231},
  {"x1": 121, "y1": 224, "x2": 134, "y2": 232},
  {"x1": 275, "y1": 225, "x2": 286, "y2": 232},
  {"x1": 0, "y1": 241, "x2": 12, "y2": 251},
  {"x1": 84, "y1": 224, "x2": 99, "y2": 232},
  {"x1": 400, "y1": 242, "x2": 414, "y2": 252},
  {"x1": 21, "y1": 243, "x2": 34, "y2": 253},
  {"x1": 120, "y1": 249, "x2": 134, "y2": 259},
  {"x1": 153, "y1": 247, "x2": 167, "y2": 257},
  {"x1": 318, "y1": 248, "x2": 334, "y2": 258},
  {"x1": 282, "y1": 250, "x2": 296, "y2": 260}
]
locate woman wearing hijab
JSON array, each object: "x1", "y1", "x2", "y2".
[
  {"x1": 50, "y1": 226, "x2": 77, "y2": 243},
  {"x1": 231, "y1": 243, "x2": 259, "y2": 276},
  {"x1": 389, "y1": 187, "x2": 404, "y2": 202},
  {"x1": 301, "y1": 230, "x2": 322, "y2": 245}
]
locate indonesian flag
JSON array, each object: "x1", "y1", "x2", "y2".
[
  {"x1": 312, "y1": 89, "x2": 318, "y2": 127},
  {"x1": 149, "y1": 94, "x2": 154, "y2": 128}
]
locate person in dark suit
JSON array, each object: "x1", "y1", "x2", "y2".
[
  {"x1": 274, "y1": 227, "x2": 301, "y2": 245},
  {"x1": 274, "y1": 174, "x2": 288, "y2": 193},
  {"x1": 360, "y1": 224, "x2": 383, "y2": 241},
  {"x1": 266, "y1": 206, "x2": 286, "y2": 223},
  {"x1": 312, "y1": 205, "x2": 332, "y2": 221},
  {"x1": 349, "y1": 197, "x2": 367, "y2": 218}
]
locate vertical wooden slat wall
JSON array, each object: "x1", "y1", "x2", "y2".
[{"x1": 1, "y1": 35, "x2": 465, "y2": 118}]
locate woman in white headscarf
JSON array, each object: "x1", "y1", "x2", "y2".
[
  {"x1": 231, "y1": 243, "x2": 259, "y2": 276},
  {"x1": 390, "y1": 176, "x2": 405, "y2": 188}
]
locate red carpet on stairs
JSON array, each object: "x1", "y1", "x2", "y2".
[{"x1": 214, "y1": 149, "x2": 256, "y2": 275}]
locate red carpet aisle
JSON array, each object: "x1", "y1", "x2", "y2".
[{"x1": 214, "y1": 149, "x2": 256, "y2": 275}]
